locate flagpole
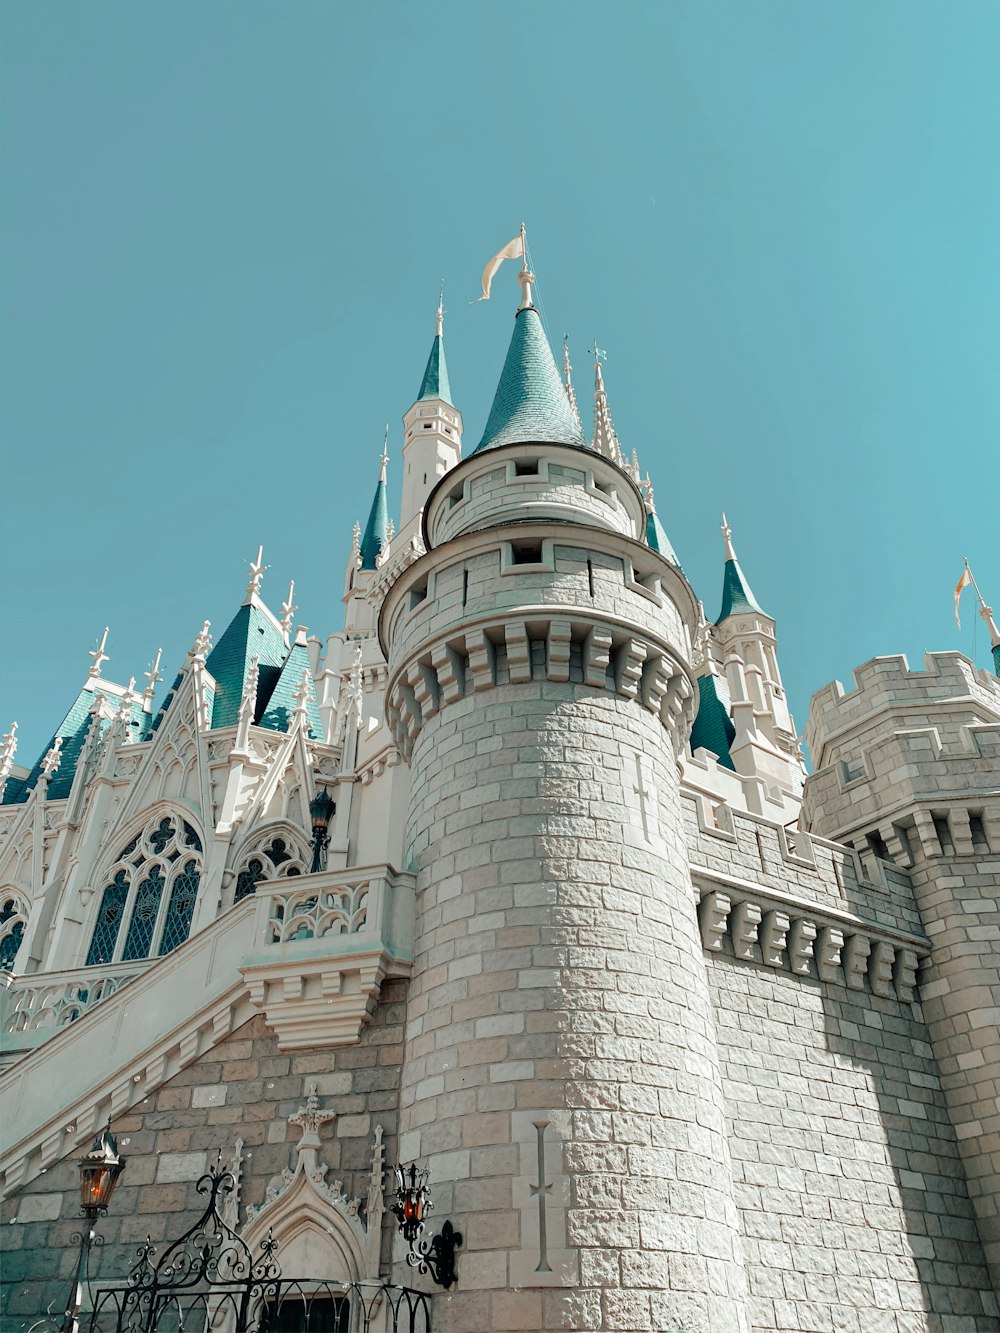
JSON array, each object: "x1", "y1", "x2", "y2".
[{"x1": 964, "y1": 557, "x2": 987, "y2": 608}]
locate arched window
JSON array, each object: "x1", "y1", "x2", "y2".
[
  {"x1": 86, "y1": 815, "x2": 204, "y2": 966},
  {"x1": 0, "y1": 896, "x2": 27, "y2": 972},
  {"x1": 234, "y1": 832, "x2": 307, "y2": 904}
]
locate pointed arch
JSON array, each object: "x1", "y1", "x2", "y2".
[
  {"x1": 229, "y1": 819, "x2": 310, "y2": 907},
  {"x1": 241, "y1": 1168, "x2": 369, "y2": 1286},
  {"x1": 83, "y1": 807, "x2": 206, "y2": 966},
  {"x1": 0, "y1": 890, "x2": 29, "y2": 972}
]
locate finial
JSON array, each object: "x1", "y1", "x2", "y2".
[
  {"x1": 520, "y1": 221, "x2": 528, "y2": 272},
  {"x1": 721, "y1": 513, "x2": 737, "y2": 562},
  {"x1": 245, "y1": 545, "x2": 269, "y2": 602},
  {"x1": 116, "y1": 679, "x2": 138, "y2": 732},
  {"x1": 88, "y1": 627, "x2": 110, "y2": 681},
  {"x1": 436, "y1": 280, "x2": 445, "y2": 338},
  {"x1": 562, "y1": 335, "x2": 583, "y2": 433},
  {"x1": 350, "y1": 520, "x2": 361, "y2": 563},
  {"x1": 590, "y1": 341, "x2": 622, "y2": 465},
  {"x1": 41, "y1": 736, "x2": 63, "y2": 780},
  {"x1": 143, "y1": 648, "x2": 163, "y2": 703},
  {"x1": 239, "y1": 654, "x2": 260, "y2": 722},
  {"x1": 189, "y1": 620, "x2": 212, "y2": 663},
  {"x1": 280, "y1": 581, "x2": 298, "y2": 638},
  {"x1": 0, "y1": 723, "x2": 17, "y2": 777},
  {"x1": 380, "y1": 426, "x2": 389, "y2": 483}
]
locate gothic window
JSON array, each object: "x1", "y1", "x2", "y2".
[
  {"x1": 0, "y1": 896, "x2": 27, "y2": 972},
  {"x1": 233, "y1": 832, "x2": 307, "y2": 903},
  {"x1": 85, "y1": 814, "x2": 204, "y2": 966}
]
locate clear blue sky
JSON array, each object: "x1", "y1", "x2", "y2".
[{"x1": 2, "y1": 1, "x2": 998, "y2": 766}]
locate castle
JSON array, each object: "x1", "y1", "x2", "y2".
[{"x1": 1, "y1": 257, "x2": 998, "y2": 1333}]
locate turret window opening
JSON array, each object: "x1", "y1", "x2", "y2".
[
  {"x1": 85, "y1": 815, "x2": 204, "y2": 966},
  {"x1": 0, "y1": 895, "x2": 28, "y2": 972}
]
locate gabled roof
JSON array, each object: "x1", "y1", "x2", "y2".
[
  {"x1": 475, "y1": 307, "x2": 587, "y2": 453},
  {"x1": 204, "y1": 603, "x2": 287, "y2": 730},
  {"x1": 417, "y1": 332, "x2": 452, "y2": 406},
  {"x1": 258, "y1": 639, "x2": 324, "y2": 738},
  {"x1": 689, "y1": 673, "x2": 736, "y2": 770}
]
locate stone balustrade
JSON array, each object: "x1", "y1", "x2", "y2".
[{"x1": 2, "y1": 959, "x2": 148, "y2": 1041}]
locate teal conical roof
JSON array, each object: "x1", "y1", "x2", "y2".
[
  {"x1": 475, "y1": 307, "x2": 587, "y2": 453},
  {"x1": 993, "y1": 644, "x2": 1000, "y2": 678},
  {"x1": 259, "y1": 638, "x2": 324, "y2": 738},
  {"x1": 417, "y1": 333, "x2": 452, "y2": 406},
  {"x1": 359, "y1": 463, "x2": 390, "y2": 570},
  {"x1": 645, "y1": 507, "x2": 681, "y2": 568},
  {"x1": 717, "y1": 558, "x2": 765, "y2": 622},
  {"x1": 689, "y1": 673, "x2": 736, "y2": 770}
]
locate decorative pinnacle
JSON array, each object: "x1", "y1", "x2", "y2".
[
  {"x1": 292, "y1": 667, "x2": 313, "y2": 718},
  {"x1": 41, "y1": 736, "x2": 63, "y2": 780},
  {"x1": 350, "y1": 520, "x2": 361, "y2": 561},
  {"x1": 88, "y1": 627, "x2": 110, "y2": 680},
  {"x1": 380, "y1": 426, "x2": 389, "y2": 483},
  {"x1": 280, "y1": 581, "x2": 298, "y2": 637},
  {"x1": 143, "y1": 648, "x2": 163, "y2": 703},
  {"x1": 0, "y1": 723, "x2": 17, "y2": 777},
  {"x1": 189, "y1": 620, "x2": 212, "y2": 663},
  {"x1": 245, "y1": 545, "x2": 269, "y2": 602},
  {"x1": 436, "y1": 280, "x2": 445, "y2": 338},
  {"x1": 721, "y1": 513, "x2": 737, "y2": 562},
  {"x1": 238, "y1": 654, "x2": 261, "y2": 724},
  {"x1": 563, "y1": 335, "x2": 582, "y2": 433}
]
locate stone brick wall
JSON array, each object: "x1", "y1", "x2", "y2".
[
  {"x1": 709, "y1": 954, "x2": 999, "y2": 1332},
  {"x1": 397, "y1": 680, "x2": 749, "y2": 1333},
  {"x1": 0, "y1": 984, "x2": 407, "y2": 1330}
]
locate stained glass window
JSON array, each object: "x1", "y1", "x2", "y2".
[
  {"x1": 232, "y1": 831, "x2": 308, "y2": 904},
  {"x1": 86, "y1": 872, "x2": 130, "y2": 965},
  {"x1": 235, "y1": 858, "x2": 265, "y2": 903},
  {"x1": 158, "y1": 859, "x2": 200, "y2": 955},
  {"x1": 0, "y1": 919, "x2": 24, "y2": 971},
  {"x1": 183, "y1": 822, "x2": 203, "y2": 852},
  {"x1": 149, "y1": 818, "x2": 175, "y2": 856},
  {"x1": 122, "y1": 868, "x2": 166, "y2": 960},
  {"x1": 266, "y1": 838, "x2": 291, "y2": 867}
]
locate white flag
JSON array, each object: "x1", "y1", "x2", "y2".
[
  {"x1": 954, "y1": 566, "x2": 973, "y2": 628},
  {"x1": 479, "y1": 235, "x2": 524, "y2": 301}
]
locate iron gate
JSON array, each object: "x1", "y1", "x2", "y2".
[{"x1": 84, "y1": 1167, "x2": 431, "y2": 1333}]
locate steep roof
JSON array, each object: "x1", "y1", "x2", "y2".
[
  {"x1": 475, "y1": 307, "x2": 587, "y2": 453},
  {"x1": 359, "y1": 465, "x2": 390, "y2": 571},
  {"x1": 717, "y1": 558, "x2": 766, "y2": 623},
  {"x1": 417, "y1": 332, "x2": 452, "y2": 406},
  {"x1": 645, "y1": 507, "x2": 681, "y2": 568},
  {"x1": 258, "y1": 639, "x2": 324, "y2": 738},
  {"x1": 4, "y1": 687, "x2": 146, "y2": 804},
  {"x1": 689, "y1": 673, "x2": 736, "y2": 770},
  {"x1": 204, "y1": 603, "x2": 287, "y2": 730}
]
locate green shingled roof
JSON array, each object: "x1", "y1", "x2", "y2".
[
  {"x1": 359, "y1": 469, "x2": 389, "y2": 570},
  {"x1": 717, "y1": 557, "x2": 766, "y2": 622},
  {"x1": 5, "y1": 687, "x2": 147, "y2": 804},
  {"x1": 475, "y1": 307, "x2": 587, "y2": 453},
  {"x1": 417, "y1": 333, "x2": 452, "y2": 406},
  {"x1": 259, "y1": 640, "x2": 323, "y2": 738},
  {"x1": 645, "y1": 508, "x2": 681, "y2": 567},
  {"x1": 993, "y1": 644, "x2": 1000, "y2": 679},
  {"x1": 689, "y1": 673, "x2": 736, "y2": 770},
  {"x1": 205, "y1": 603, "x2": 287, "y2": 730}
]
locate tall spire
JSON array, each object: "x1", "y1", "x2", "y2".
[
  {"x1": 416, "y1": 283, "x2": 453, "y2": 406},
  {"x1": 716, "y1": 514, "x2": 766, "y2": 622},
  {"x1": 562, "y1": 335, "x2": 582, "y2": 434},
  {"x1": 590, "y1": 340, "x2": 623, "y2": 466},
  {"x1": 475, "y1": 259, "x2": 586, "y2": 454},
  {"x1": 359, "y1": 435, "x2": 391, "y2": 570}
]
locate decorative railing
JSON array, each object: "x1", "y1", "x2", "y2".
[
  {"x1": 3, "y1": 959, "x2": 148, "y2": 1037},
  {"x1": 247, "y1": 864, "x2": 414, "y2": 957}
]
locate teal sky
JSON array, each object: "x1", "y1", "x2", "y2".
[{"x1": 2, "y1": 1, "x2": 998, "y2": 766}]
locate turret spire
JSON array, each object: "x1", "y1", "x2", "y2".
[
  {"x1": 359, "y1": 439, "x2": 391, "y2": 570},
  {"x1": 417, "y1": 286, "x2": 453, "y2": 406},
  {"x1": 475, "y1": 253, "x2": 586, "y2": 454},
  {"x1": 717, "y1": 514, "x2": 765, "y2": 622}
]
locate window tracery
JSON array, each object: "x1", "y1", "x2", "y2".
[
  {"x1": 0, "y1": 895, "x2": 27, "y2": 972},
  {"x1": 85, "y1": 815, "x2": 204, "y2": 966},
  {"x1": 234, "y1": 832, "x2": 308, "y2": 904}
]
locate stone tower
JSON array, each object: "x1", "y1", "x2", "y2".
[
  {"x1": 804, "y1": 651, "x2": 1000, "y2": 1295},
  {"x1": 380, "y1": 266, "x2": 750, "y2": 1332}
]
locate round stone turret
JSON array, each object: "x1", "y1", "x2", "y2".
[{"x1": 380, "y1": 428, "x2": 751, "y2": 1332}]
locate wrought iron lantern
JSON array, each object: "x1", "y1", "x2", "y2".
[
  {"x1": 391, "y1": 1162, "x2": 462, "y2": 1290},
  {"x1": 61, "y1": 1125, "x2": 126, "y2": 1333},
  {"x1": 309, "y1": 787, "x2": 335, "y2": 873}
]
